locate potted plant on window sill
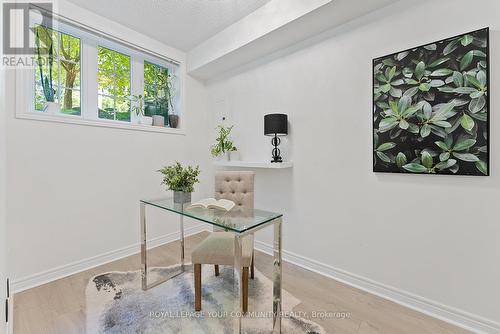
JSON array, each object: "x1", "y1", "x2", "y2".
[
  {"x1": 211, "y1": 125, "x2": 237, "y2": 161},
  {"x1": 168, "y1": 113, "x2": 179, "y2": 129},
  {"x1": 36, "y1": 28, "x2": 60, "y2": 115},
  {"x1": 163, "y1": 72, "x2": 179, "y2": 128},
  {"x1": 132, "y1": 94, "x2": 153, "y2": 126},
  {"x1": 158, "y1": 162, "x2": 200, "y2": 203},
  {"x1": 150, "y1": 101, "x2": 165, "y2": 127}
]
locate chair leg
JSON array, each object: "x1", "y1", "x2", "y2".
[
  {"x1": 243, "y1": 267, "x2": 249, "y2": 313},
  {"x1": 194, "y1": 264, "x2": 201, "y2": 311},
  {"x1": 214, "y1": 264, "x2": 219, "y2": 276},
  {"x1": 251, "y1": 251, "x2": 255, "y2": 279}
]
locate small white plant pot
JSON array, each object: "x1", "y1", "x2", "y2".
[
  {"x1": 152, "y1": 115, "x2": 165, "y2": 127},
  {"x1": 216, "y1": 152, "x2": 231, "y2": 162},
  {"x1": 229, "y1": 151, "x2": 240, "y2": 161},
  {"x1": 43, "y1": 101, "x2": 60, "y2": 114},
  {"x1": 141, "y1": 116, "x2": 153, "y2": 126}
]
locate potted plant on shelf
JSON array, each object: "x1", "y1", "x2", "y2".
[
  {"x1": 158, "y1": 162, "x2": 200, "y2": 203},
  {"x1": 132, "y1": 94, "x2": 152, "y2": 125},
  {"x1": 163, "y1": 73, "x2": 179, "y2": 128},
  {"x1": 211, "y1": 125, "x2": 237, "y2": 161},
  {"x1": 35, "y1": 28, "x2": 59, "y2": 114},
  {"x1": 149, "y1": 94, "x2": 165, "y2": 127}
]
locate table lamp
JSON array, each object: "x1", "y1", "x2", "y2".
[{"x1": 264, "y1": 113, "x2": 288, "y2": 163}]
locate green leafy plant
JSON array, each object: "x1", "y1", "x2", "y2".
[
  {"x1": 403, "y1": 151, "x2": 457, "y2": 174},
  {"x1": 211, "y1": 125, "x2": 237, "y2": 157},
  {"x1": 158, "y1": 162, "x2": 200, "y2": 193},
  {"x1": 373, "y1": 138, "x2": 396, "y2": 163},
  {"x1": 378, "y1": 96, "x2": 421, "y2": 133},
  {"x1": 373, "y1": 29, "x2": 488, "y2": 175},
  {"x1": 150, "y1": 74, "x2": 175, "y2": 114},
  {"x1": 35, "y1": 27, "x2": 55, "y2": 103},
  {"x1": 162, "y1": 72, "x2": 175, "y2": 115},
  {"x1": 131, "y1": 94, "x2": 145, "y2": 117},
  {"x1": 374, "y1": 65, "x2": 405, "y2": 98},
  {"x1": 144, "y1": 63, "x2": 176, "y2": 119}
]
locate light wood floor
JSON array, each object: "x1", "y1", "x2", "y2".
[{"x1": 13, "y1": 232, "x2": 471, "y2": 334}]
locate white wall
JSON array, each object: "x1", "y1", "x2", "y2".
[
  {"x1": 1, "y1": 1, "x2": 8, "y2": 332},
  {"x1": 5, "y1": 1, "x2": 213, "y2": 290},
  {"x1": 1, "y1": 75, "x2": 7, "y2": 334},
  {"x1": 206, "y1": 0, "x2": 500, "y2": 331},
  {"x1": 0, "y1": 116, "x2": 6, "y2": 334}
]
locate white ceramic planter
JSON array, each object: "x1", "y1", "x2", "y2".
[
  {"x1": 152, "y1": 115, "x2": 165, "y2": 127},
  {"x1": 216, "y1": 152, "x2": 231, "y2": 161},
  {"x1": 140, "y1": 116, "x2": 153, "y2": 126},
  {"x1": 229, "y1": 150, "x2": 240, "y2": 161},
  {"x1": 43, "y1": 101, "x2": 60, "y2": 114}
]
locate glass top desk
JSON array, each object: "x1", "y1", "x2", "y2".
[{"x1": 140, "y1": 197, "x2": 284, "y2": 333}]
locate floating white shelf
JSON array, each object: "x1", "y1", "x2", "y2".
[{"x1": 214, "y1": 161, "x2": 293, "y2": 169}]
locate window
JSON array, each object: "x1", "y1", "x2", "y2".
[
  {"x1": 144, "y1": 62, "x2": 173, "y2": 125},
  {"x1": 98, "y1": 46, "x2": 131, "y2": 122},
  {"x1": 34, "y1": 25, "x2": 81, "y2": 115},
  {"x1": 22, "y1": 18, "x2": 182, "y2": 133}
]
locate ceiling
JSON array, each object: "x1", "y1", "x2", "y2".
[{"x1": 66, "y1": 0, "x2": 271, "y2": 51}]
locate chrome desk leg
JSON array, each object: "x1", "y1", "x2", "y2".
[
  {"x1": 141, "y1": 202, "x2": 147, "y2": 291},
  {"x1": 273, "y1": 217, "x2": 283, "y2": 333},
  {"x1": 180, "y1": 214, "x2": 185, "y2": 271},
  {"x1": 234, "y1": 234, "x2": 243, "y2": 334},
  {"x1": 141, "y1": 202, "x2": 185, "y2": 291}
]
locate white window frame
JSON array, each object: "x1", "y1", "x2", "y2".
[
  {"x1": 97, "y1": 45, "x2": 132, "y2": 122},
  {"x1": 33, "y1": 26, "x2": 82, "y2": 117},
  {"x1": 14, "y1": 14, "x2": 185, "y2": 135}
]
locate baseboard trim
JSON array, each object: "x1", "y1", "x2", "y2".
[
  {"x1": 254, "y1": 240, "x2": 500, "y2": 334},
  {"x1": 10, "y1": 224, "x2": 207, "y2": 294}
]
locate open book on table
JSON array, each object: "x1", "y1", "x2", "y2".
[{"x1": 189, "y1": 198, "x2": 235, "y2": 211}]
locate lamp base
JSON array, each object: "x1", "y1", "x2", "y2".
[{"x1": 270, "y1": 135, "x2": 283, "y2": 163}]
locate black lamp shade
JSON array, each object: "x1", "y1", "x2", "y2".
[{"x1": 264, "y1": 114, "x2": 288, "y2": 136}]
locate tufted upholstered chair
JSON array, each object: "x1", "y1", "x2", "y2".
[{"x1": 191, "y1": 171, "x2": 255, "y2": 313}]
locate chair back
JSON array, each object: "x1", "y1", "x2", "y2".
[{"x1": 214, "y1": 171, "x2": 254, "y2": 210}]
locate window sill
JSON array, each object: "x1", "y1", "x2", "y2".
[{"x1": 16, "y1": 112, "x2": 186, "y2": 135}]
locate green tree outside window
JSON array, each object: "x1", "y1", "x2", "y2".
[
  {"x1": 34, "y1": 25, "x2": 81, "y2": 115},
  {"x1": 144, "y1": 61, "x2": 174, "y2": 126},
  {"x1": 97, "y1": 46, "x2": 131, "y2": 122}
]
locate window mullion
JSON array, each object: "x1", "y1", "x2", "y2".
[
  {"x1": 131, "y1": 56, "x2": 144, "y2": 124},
  {"x1": 83, "y1": 40, "x2": 98, "y2": 120},
  {"x1": 57, "y1": 32, "x2": 62, "y2": 114}
]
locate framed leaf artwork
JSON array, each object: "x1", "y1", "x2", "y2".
[{"x1": 373, "y1": 28, "x2": 489, "y2": 175}]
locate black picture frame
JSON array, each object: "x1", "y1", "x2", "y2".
[{"x1": 372, "y1": 28, "x2": 490, "y2": 176}]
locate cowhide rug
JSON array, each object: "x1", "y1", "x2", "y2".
[{"x1": 85, "y1": 264, "x2": 325, "y2": 333}]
